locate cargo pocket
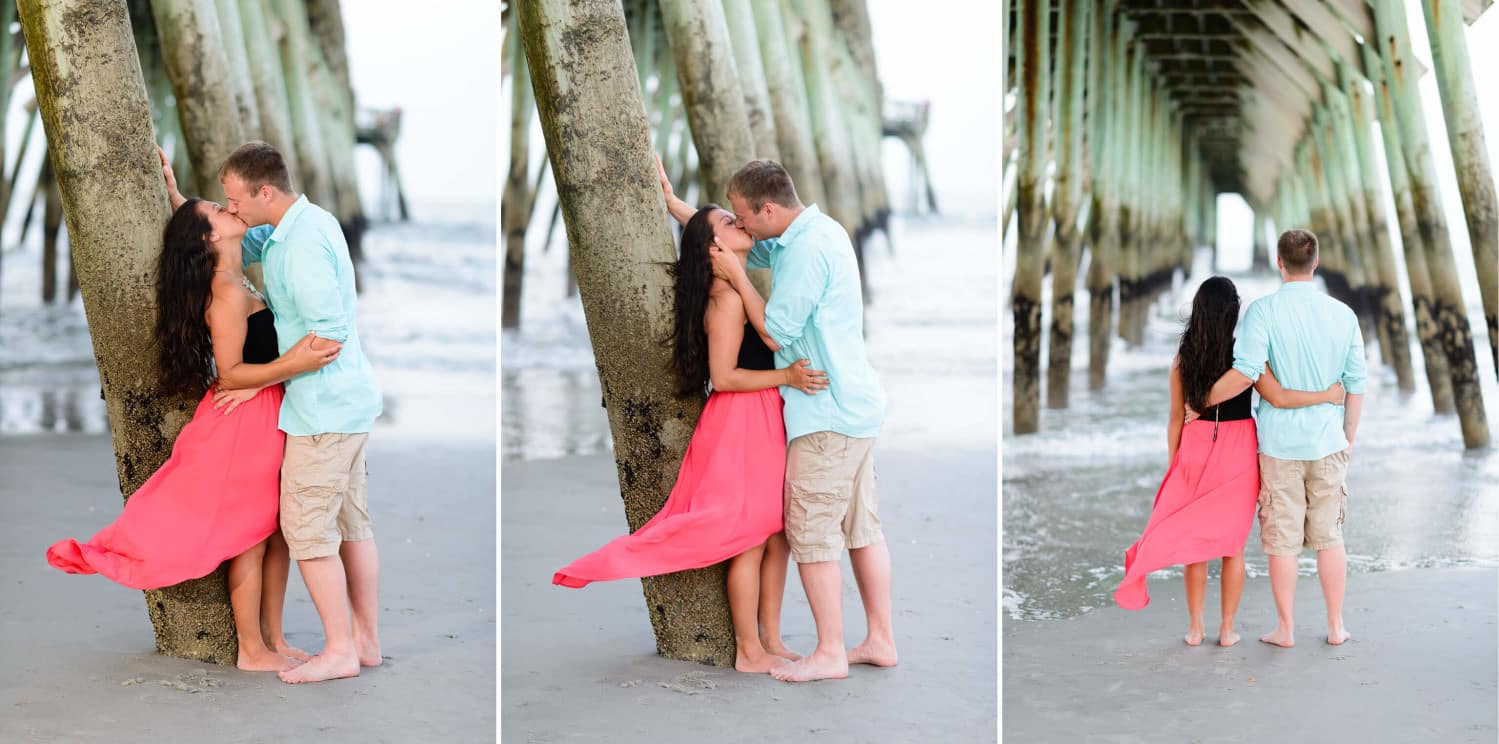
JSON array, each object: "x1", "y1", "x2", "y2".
[
  {"x1": 1337, "y1": 485, "x2": 1347, "y2": 526},
  {"x1": 785, "y1": 480, "x2": 846, "y2": 558}
]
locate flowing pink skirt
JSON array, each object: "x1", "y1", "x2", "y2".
[
  {"x1": 553, "y1": 388, "x2": 786, "y2": 588},
  {"x1": 1114, "y1": 417, "x2": 1260, "y2": 610},
  {"x1": 46, "y1": 385, "x2": 285, "y2": 591}
]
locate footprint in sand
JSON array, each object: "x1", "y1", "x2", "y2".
[{"x1": 657, "y1": 671, "x2": 720, "y2": 695}]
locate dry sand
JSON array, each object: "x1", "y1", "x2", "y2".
[
  {"x1": 501, "y1": 446, "x2": 998, "y2": 743},
  {"x1": 0, "y1": 433, "x2": 496, "y2": 743},
  {"x1": 1003, "y1": 567, "x2": 1498, "y2": 743}
]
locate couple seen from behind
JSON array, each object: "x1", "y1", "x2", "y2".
[
  {"x1": 1116, "y1": 228, "x2": 1366, "y2": 649},
  {"x1": 47, "y1": 142, "x2": 382, "y2": 685},
  {"x1": 553, "y1": 157, "x2": 897, "y2": 684}
]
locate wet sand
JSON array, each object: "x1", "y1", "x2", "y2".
[
  {"x1": 501, "y1": 447, "x2": 997, "y2": 744},
  {"x1": 1003, "y1": 566, "x2": 1498, "y2": 743},
  {"x1": 0, "y1": 433, "x2": 495, "y2": 743}
]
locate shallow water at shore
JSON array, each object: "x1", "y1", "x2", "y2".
[{"x1": 1002, "y1": 250, "x2": 1499, "y2": 622}]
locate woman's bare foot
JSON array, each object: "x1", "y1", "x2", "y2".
[
  {"x1": 847, "y1": 639, "x2": 898, "y2": 667},
  {"x1": 237, "y1": 647, "x2": 300, "y2": 672},
  {"x1": 1184, "y1": 621, "x2": 1205, "y2": 646},
  {"x1": 761, "y1": 637, "x2": 801, "y2": 662},
  {"x1": 735, "y1": 650, "x2": 789, "y2": 673},
  {"x1": 356, "y1": 637, "x2": 383, "y2": 668},
  {"x1": 1218, "y1": 625, "x2": 1241, "y2": 647},
  {"x1": 1259, "y1": 626, "x2": 1295, "y2": 648},
  {"x1": 267, "y1": 639, "x2": 312, "y2": 662},
  {"x1": 769, "y1": 649, "x2": 848, "y2": 683},
  {"x1": 278, "y1": 649, "x2": 360, "y2": 684},
  {"x1": 1327, "y1": 626, "x2": 1351, "y2": 645}
]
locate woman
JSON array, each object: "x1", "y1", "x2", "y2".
[
  {"x1": 1114, "y1": 276, "x2": 1343, "y2": 647},
  {"x1": 553, "y1": 204, "x2": 826, "y2": 673},
  {"x1": 47, "y1": 196, "x2": 337, "y2": 671}
]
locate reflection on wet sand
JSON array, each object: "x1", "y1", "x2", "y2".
[
  {"x1": 0, "y1": 384, "x2": 106, "y2": 435},
  {"x1": 502, "y1": 367, "x2": 611, "y2": 462}
]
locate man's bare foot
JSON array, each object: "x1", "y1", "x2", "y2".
[
  {"x1": 1259, "y1": 627, "x2": 1295, "y2": 648},
  {"x1": 1327, "y1": 627, "x2": 1351, "y2": 645},
  {"x1": 769, "y1": 649, "x2": 848, "y2": 683},
  {"x1": 267, "y1": 640, "x2": 312, "y2": 662},
  {"x1": 847, "y1": 639, "x2": 898, "y2": 667},
  {"x1": 735, "y1": 650, "x2": 789, "y2": 673},
  {"x1": 761, "y1": 637, "x2": 801, "y2": 662},
  {"x1": 278, "y1": 649, "x2": 359, "y2": 684},
  {"x1": 237, "y1": 648, "x2": 300, "y2": 672},
  {"x1": 1184, "y1": 627, "x2": 1205, "y2": 646},
  {"x1": 1218, "y1": 627, "x2": 1241, "y2": 647}
]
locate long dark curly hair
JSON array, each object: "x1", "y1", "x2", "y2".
[
  {"x1": 1177, "y1": 276, "x2": 1241, "y2": 413},
  {"x1": 155, "y1": 198, "x2": 219, "y2": 396},
  {"x1": 670, "y1": 205, "x2": 721, "y2": 397}
]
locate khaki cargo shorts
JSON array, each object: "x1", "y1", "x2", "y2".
[
  {"x1": 783, "y1": 431, "x2": 883, "y2": 564},
  {"x1": 1257, "y1": 449, "x2": 1349, "y2": 556},
  {"x1": 280, "y1": 432, "x2": 373, "y2": 561}
]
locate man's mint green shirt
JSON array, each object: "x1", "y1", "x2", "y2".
[
  {"x1": 748, "y1": 204, "x2": 886, "y2": 443},
  {"x1": 243, "y1": 196, "x2": 381, "y2": 436},
  {"x1": 1232, "y1": 280, "x2": 1366, "y2": 461}
]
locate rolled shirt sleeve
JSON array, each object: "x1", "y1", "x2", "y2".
[
  {"x1": 763, "y1": 244, "x2": 828, "y2": 349},
  {"x1": 1230, "y1": 301, "x2": 1269, "y2": 383},
  {"x1": 241, "y1": 225, "x2": 273, "y2": 267},
  {"x1": 1341, "y1": 315, "x2": 1368, "y2": 394},
  {"x1": 285, "y1": 242, "x2": 351, "y2": 342}
]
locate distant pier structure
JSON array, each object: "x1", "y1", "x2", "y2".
[
  {"x1": 356, "y1": 106, "x2": 409, "y2": 221},
  {"x1": 883, "y1": 99, "x2": 938, "y2": 214}
]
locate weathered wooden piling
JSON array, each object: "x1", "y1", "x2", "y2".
[
  {"x1": 751, "y1": 0, "x2": 825, "y2": 206},
  {"x1": 1364, "y1": 41, "x2": 1455, "y2": 412},
  {"x1": 660, "y1": 0, "x2": 755, "y2": 205},
  {"x1": 1340, "y1": 60, "x2": 1414, "y2": 391},
  {"x1": 1421, "y1": 0, "x2": 1498, "y2": 378},
  {"x1": 1011, "y1": 0, "x2": 1050, "y2": 434},
  {"x1": 21, "y1": 0, "x2": 234, "y2": 664},
  {"x1": 1372, "y1": 0, "x2": 1488, "y2": 448},
  {"x1": 503, "y1": 13, "x2": 533, "y2": 330},
  {"x1": 1046, "y1": 0, "x2": 1090, "y2": 409},
  {"x1": 518, "y1": 0, "x2": 732, "y2": 666},
  {"x1": 721, "y1": 0, "x2": 779, "y2": 160},
  {"x1": 1085, "y1": 0, "x2": 1118, "y2": 391}
]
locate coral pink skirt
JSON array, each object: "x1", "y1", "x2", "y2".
[
  {"x1": 47, "y1": 385, "x2": 285, "y2": 591},
  {"x1": 554, "y1": 388, "x2": 786, "y2": 588},
  {"x1": 1114, "y1": 418, "x2": 1260, "y2": 610}
]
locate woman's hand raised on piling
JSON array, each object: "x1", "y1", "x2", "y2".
[
  {"x1": 158, "y1": 146, "x2": 186, "y2": 210},
  {"x1": 654, "y1": 153, "x2": 674, "y2": 199},
  {"x1": 655, "y1": 153, "x2": 693, "y2": 226}
]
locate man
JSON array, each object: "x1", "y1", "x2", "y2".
[
  {"x1": 1200, "y1": 228, "x2": 1365, "y2": 648},
  {"x1": 660, "y1": 158, "x2": 895, "y2": 683},
  {"x1": 170, "y1": 142, "x2": 384, "y2": 683}
]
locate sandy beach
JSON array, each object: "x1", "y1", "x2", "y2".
[
  {"x1": 501, "y1": 445, "x2": 997, "y2": 743},
  {"x1": 0, "y1": 433, "x2": 495, "y2": 743},
  {"x1": 1003, "y1": 567, "x2": 1498, "y2": 743}
]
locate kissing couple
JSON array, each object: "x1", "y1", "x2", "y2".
[
  {"x1": 554, "y1": 157, "x2": 897, "y2": 683},
  {"x1": 48, "y1": 142, "x2": 383, "y2": 684}
]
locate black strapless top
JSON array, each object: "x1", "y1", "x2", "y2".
[
  {"x1": 737, "y1": 323, "x2": 774, "y2": 371},
  {"x1": 244, "y1": 309, "x2": 278, "y2": 365},
  {"x1": 1201, "y1": 384, "x2": 1253, "y2": 422}
]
